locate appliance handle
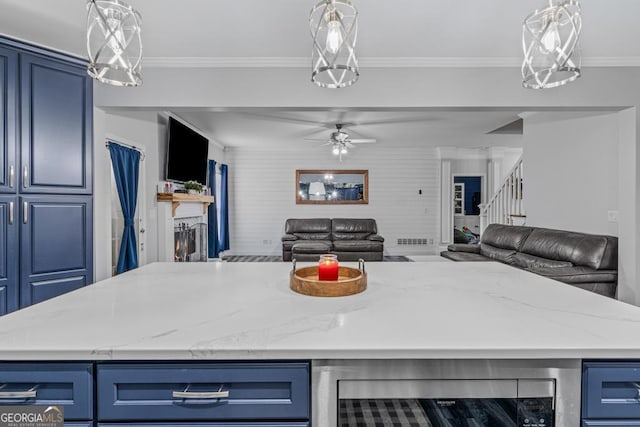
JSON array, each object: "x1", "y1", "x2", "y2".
[
  {"x1": 9, "y1": 164, "x2": 14, "y2": 188},
  {"x1": 23, "y1": 165, "x2": 28, "y2": 188},
  {"x1": 8, "y1": 201, "x2": 14, "y2": 225},
  {"x1": 339, "y1": 379, "x2": 521, "y2": 399}
]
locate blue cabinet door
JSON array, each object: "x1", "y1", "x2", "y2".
[
  {"x1": 0, "y1": 195, "x2": 18, "y2": 314},
  {"x1": 20, "y1": 195, "x2": 93, "y2": 308},
  {"x1": 0, "y1": 46, "x2": 17, "y2": 194},
  {"x1": 20, "y1": 53, "x2": 92, "y2": 194}
]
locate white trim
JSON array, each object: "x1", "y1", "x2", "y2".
[
  {"x1": 105, "y1": 134, "x2": 147, "y2": 157},
  {"x1": 143, "y1": 56, "x2": 640, "y2": 69}
]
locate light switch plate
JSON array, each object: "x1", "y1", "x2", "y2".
[{"x1": 607, "y1": 210, "x2": 619, "y2": 223}]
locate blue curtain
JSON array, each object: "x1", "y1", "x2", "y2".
[
  {"x1": 218, "y1": 164, "x2": 230, "y2": 252},
  {"x1": 207, "y1": 160, "x2": 220, "y2": 258},
  {"x1": 108, "y1": 142, "x2": 141, "y2": 274}
]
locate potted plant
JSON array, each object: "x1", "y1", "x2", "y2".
[{"x1": 184, "y1": 180, "x2": 204, "y2": 195}]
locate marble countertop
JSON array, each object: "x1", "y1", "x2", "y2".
[{"x1": 1, "y1": 261, "x2": 640, "y2": 360}]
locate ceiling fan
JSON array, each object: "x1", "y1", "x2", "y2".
[{"x1": 305, "y1": 124, "x2": 376, "y2": 161}]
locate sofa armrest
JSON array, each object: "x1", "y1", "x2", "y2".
[
  {"x1": 367, "y1": 234, "x2": 385, "y2": 242},
  {"x1": 447, "y1": 243, "x2": 480, "y2": 254},
  {"x1": 526, "y1": 266, "x2": 618, "y2": 284},
  {"x1": 281, "y1": 234, "x2": 298, "y2": 242}
]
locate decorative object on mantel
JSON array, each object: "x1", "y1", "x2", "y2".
[
  {"x1": 522, "y1": 0, "x2": 582, "y2": 89},
  {"x1": 290, "y1": 259, "x2": 367, "y2": 297},
  {"x1": 309, "y1": 0, "x2": 359, "y2": 88},
  {"x1": 157, "y1": 193, "x2": 214, "y2": 217},
  {"x1": 86, "y1": 0, "x2": 143, "y2": 87},
  {"x1": 183, "y1": 180, "x2": 204, "y2": 194}
]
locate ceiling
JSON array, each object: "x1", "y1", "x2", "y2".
[{"x1": 2, "y1": 0, "x2": 635, "y2": 149}]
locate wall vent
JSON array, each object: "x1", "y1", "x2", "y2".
[{"x1": 397, "y1": 238, "x2": 429, "y2": 245}]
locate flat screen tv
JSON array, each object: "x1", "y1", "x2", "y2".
[{"x1": 166, "y1": 117, "x2": 209, "y2": 184}]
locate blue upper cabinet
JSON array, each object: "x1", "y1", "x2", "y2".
[
  {"x1": 0, "y1": 195, "x2": 18, "y2": 314},
  {"x1": 19, "y1": 195, "x2": 93, "y2": 308},
  {"x1": 0, "y1": 46, "x2": 17, "y2": 194},
  {"x1": 20, "y1": 53, "x2": 92, "y2": 194}
]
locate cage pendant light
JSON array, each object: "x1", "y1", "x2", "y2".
[
  {"x1": 309, "y1": 0, "x2": 359, "y2": 89},
  {"x1": 87, "y1": 0, "x2": 143, "y2": 87},
  {"x1": 522, "y1": 0, "x2": 581, "y2": 89}
]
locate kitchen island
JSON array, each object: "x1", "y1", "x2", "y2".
[{"x1": 1, "y1": 261, "x2": 640, "y2": 426}]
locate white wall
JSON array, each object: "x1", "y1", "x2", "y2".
[
  {"x1": 94, "y1": 111, "x2": 164, "y2": 281},
  {"x1": 226, "y1": 143, "x2": 440, "y2": 256},
  {"x1": 523, "y1": 112, "x2": 619, "y2": 236}
]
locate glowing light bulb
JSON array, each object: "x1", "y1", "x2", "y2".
[
  {"x1": 326, "y1": 12, "x2": 343, "y2": 54},
  {"x1": 332, "y1": 146, "x2": 340, "y2": 155},
  {"x1": 540, "y1": 15, "x2": 561, "y2": 53},
  {"x1": 100, "y1": 8, "x2": 127, "y2": 55},
  {"x1": 340, "y1": 147, "x2": 348, "y2": 155}
]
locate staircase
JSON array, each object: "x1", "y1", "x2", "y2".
[{"x1": 479, "y1": 156, "x2": 525, "y2": 233}]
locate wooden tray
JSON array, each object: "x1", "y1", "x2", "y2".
[{"x1": 290, "y1": 260, "x2": 367, "y2": 297}]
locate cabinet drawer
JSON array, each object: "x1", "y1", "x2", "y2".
[
  {"x1": 98, "y1": 424, "x2": 309, "y2": 427},
  {"x1": 97, "y1": 363, "x2": 310, "y2": 421},
  {"x1": 0, "y1": 363, "x2": 93, "y2": 420},
  {"x1": 583, "y1": 422, "x2": 640, "y2": 427},
  {"x1": 583, "y1": 362, "x2": 640, "y2": 419}
]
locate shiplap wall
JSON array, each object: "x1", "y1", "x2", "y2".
[{"x1": 225, "y1": 143, "x2": 441, "y2": 256}]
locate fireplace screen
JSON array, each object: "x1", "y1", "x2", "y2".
[{"x1": 175, "y1": 221, "x2": 207, "y2": 262}]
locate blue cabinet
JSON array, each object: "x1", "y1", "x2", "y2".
[
  {"x1": 583, "y1": 361, "x2": 640, "y2": 427},
  {"x1": 20, "y1": 195, "x2": 93, "y2": 308},
  {"x1": 19, "y1": 53, "x2": 92, "y2": 194},
  {"x1": 0, "y1": 46, "x2": 17, "y2": 194},
  {"x1": 0, "y1": 195, "x2": 18, "y2": 314},
  {"x1": 97, "y1": 363, "x2": 310, "y2": 422},
  {"x1": 0, "y1": 37, "x2": 94, "y2": 314},
  {"x1": 0, "y1": 363, "x2": 93, "y2": 420}
]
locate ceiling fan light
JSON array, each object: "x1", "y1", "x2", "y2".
[
  {"x1": 87, "y1": 0, "x2": 143, "y2": 87},
  {"x1": 332, "y1": 146, "x2": 340, "y2": 155},
  {"x1": 522, "y1": 0, "x2": 581, "y2": 89},
  {"x1": 340, "y1": 147, "x2": 348, "y2": 154},
  {"x1": 310, "y1": 0, "x2": 359, "y2": 89}
]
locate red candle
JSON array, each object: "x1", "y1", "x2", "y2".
[{"x1": 318, "y1": 254, "x2": 339, "y2": 281}]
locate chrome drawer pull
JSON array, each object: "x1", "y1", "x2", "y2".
[
  {"x1": 23, "y1": 165, "x2": 28, "y2": 189},
  {"x1": 172, "y1": 390, "x2": 229, "y2": 399},
  {"x1": 9, "y1": 201, "x2": 14, "y2": 225},
  {"x1": 0, "y1": 390, "x2": 37, "y2": 399},
  {"x1": 9, "y1": 164, "x2": 14, "y2": 188}
]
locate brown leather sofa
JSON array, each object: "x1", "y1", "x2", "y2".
[
  {"x1": 440, "y1": 224, "x2": 619, "y2": 298},
  {"x1": 282, "y1": 218, "x2": 384, "y2": 262}
]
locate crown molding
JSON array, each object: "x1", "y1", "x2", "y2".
[{"x1": 143, "y1": 56, "x2": 640, "y2": 69}]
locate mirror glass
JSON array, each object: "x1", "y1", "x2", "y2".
[{"x1": 296, "y1": 170, "x2": 368, "y2": 204}]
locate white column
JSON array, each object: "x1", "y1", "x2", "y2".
[{"x1": 440, "y1": 160, "x2": 452, "y2": 244}]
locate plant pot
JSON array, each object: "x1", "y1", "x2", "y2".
[{"x1": 188, "y1": 189, "x2": 198, "y2": 195}]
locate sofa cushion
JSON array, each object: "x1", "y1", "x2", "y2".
[
  {"x1": 513, "y1": 253, "x2": 573, "y2": 269},
  {"x1": 481, "y1": 224, "x2": 534, "y2": 251},
  {"x1": 447, "y1": 244, "x2": 481, "y2": 254},
  {"x1": 293, "y1": 232, "x2": 331, "y2": 240},
  {"x1": 281, "y1": 234, "x2": 297, "y2": 241},
  {"x1": 332, "y1": 218, "x2": 377, "y2": 240},
  {"x1": 519, "y1": 228, "x2": 618, "y2": 270},
  {"x1": 526, "y1": 266, "x2": 618, "y2": 284},
  {"x1": 480, "y1": 243, "x2": 517, "y2": 263},
  {"x1": 283, "y1": 240, "x2": 331, "y2": 252},
  {"x1": 285, "y1": 218, "x2": 331, "y2": 234},
  {"x1": 440, "y1": 251, "x2": 491, "y2": 262},
  {"x1": 291, "y1": 241, "x2": 332, "y2": 254},
  {"x1": 333, "y1": 240, "x2": 383, "y2": 252}
]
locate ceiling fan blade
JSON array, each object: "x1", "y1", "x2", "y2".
[
  {"x1": 349, "y1": 138, "x2": 377, "y2": 143},
  {"x1": 303, "y1": 138, "x2": 330, "y2": 142}
]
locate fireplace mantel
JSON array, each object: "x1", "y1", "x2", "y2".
[{"x1": 157, "y1": 193, "x2": 214, "y2": 217}]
